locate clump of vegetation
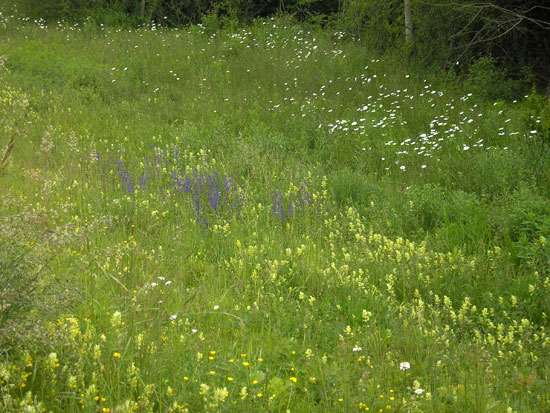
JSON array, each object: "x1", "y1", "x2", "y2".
[
  {"x1": 0, "y1": 240, "x2": 48, "y2": 351},
  {"x1": 466, "y1": 56, "x2": 532, "y2": 102},
  {"x1": 523, "y1": 87, "x2": 550, "y2": 145}
]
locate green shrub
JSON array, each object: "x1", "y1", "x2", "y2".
[
  {"x1": 466, "y1": 56, "x2": 531, "y2": 101},
  {"x1": 523, "y1": 86, "x2": 550, "y2": 145},
  {"x1": 338, "y1": 0, "x2": 402, "y2": 48},
  {"x1": 490, "y1": 183, "x2": 550, "y2": 243}
]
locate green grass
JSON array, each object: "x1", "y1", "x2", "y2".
[{"x1": 1, "y1": 13, "x2": 550, "y2": 412}]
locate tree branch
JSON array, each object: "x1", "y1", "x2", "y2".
[{"x1": 417, "y1": 1, "x2": 550, "y2": 29}]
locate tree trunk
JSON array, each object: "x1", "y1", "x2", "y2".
[
  {"x1": 141, "y1": 0, "x2": 146, "y2": 19},
  {"x1": 404, "y1": 0, "x2": 413, "y2": 44}
]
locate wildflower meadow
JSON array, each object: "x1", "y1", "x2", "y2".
[{"x1": 1, "y1": 10, "x2": 550, "y2": 413}]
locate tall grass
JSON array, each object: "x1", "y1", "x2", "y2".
[{"x1": 1, "y1": 13, "x2": 549, "y2": 412}]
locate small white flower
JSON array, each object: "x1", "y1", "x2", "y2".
[
  {"x1": 191, "y1": 328, "x2": 198, "y2": 334},
  {"x1": 400, "y1": 361, "x2": 410, "y2": 370},
  {"x1": 213, "y1": 305, "x2": 220, "y2": 310},
  {"x1": 170, "y1": 314, "x2": 177, "y2": 320},
  {"x1": 414, "y1": 388, "x2": 424, "y2": 395},
  {"x1": 352, "y1": 346, "x2": 362, "y2": 352}
]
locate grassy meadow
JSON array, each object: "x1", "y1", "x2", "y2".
[{"x1": 1, "y1": 11, "x2": 550, "y2": 412}]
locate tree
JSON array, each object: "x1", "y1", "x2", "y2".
[
  {"x1": 404, "y1": 0, "x2": 412, "y2": 44},
  {"x1": 413, "y1": 1, "x2": 550, "y2": 85}
]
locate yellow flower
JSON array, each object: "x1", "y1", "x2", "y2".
[
  {"x1": 213, "y1": 387, "x2": 228, "y2": 402},
  {"x1": 113, "y1": 352, "x2": 121, "y2": 359},
  {"x1": 110, "y1": 311, "x2": 122, "y2": 328},
  {"x1": 290, "y1": 377, "x2": 297, "y2": 383}
]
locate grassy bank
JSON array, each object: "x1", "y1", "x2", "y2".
[{"x1": 1, "y1": 13, "x2": 550, "y2": 412}]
